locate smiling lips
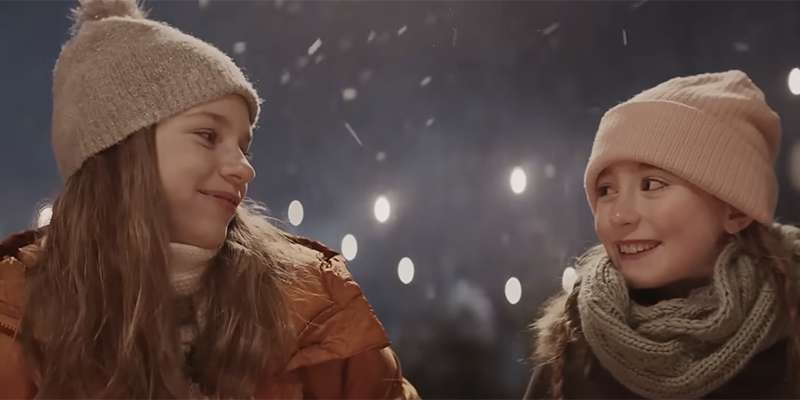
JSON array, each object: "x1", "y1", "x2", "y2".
[
  {"x1": 617, "y1": 240, "x2": 661, "y2": 259},
  {"x1": 200, "y1": 190, "x2": 240, "y2": 212}
]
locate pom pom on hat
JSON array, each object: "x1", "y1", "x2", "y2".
[{"x1": 70, "y1": 0, "x2": 147, "y2": 36}]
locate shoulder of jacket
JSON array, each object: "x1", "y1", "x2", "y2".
[
  {"x1": 283, "y1": 236, "x2": 390, "y2": 371},
  {"x1": 0, "y1": 229, "x2": 42, "y2": 331}
]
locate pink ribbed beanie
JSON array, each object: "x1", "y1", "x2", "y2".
[{"x1": 584, "y1": 70, "x2": 781, "y2": 224}]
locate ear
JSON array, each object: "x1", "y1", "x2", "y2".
[{"x1": 723, "y1": 206, "x2": 754, "y2": 234}]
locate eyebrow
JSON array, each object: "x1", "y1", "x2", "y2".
[{"x1": 185, "y1": 110, "x2": 232, "y2": 127}]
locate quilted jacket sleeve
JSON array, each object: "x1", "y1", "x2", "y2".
[
  {"x1": 0, "y1": 231, "x2": 39, "y2": 399},
  {"x1": 285, "y1": 237, "x2": 420, "y2": 399}
]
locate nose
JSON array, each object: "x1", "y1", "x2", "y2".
[
  {"x1": 220, "y1": 155, "x2": 255, "y2": 186},
  {"x1": 608, "y1": 194, "x2": 640, "y2": 228}
]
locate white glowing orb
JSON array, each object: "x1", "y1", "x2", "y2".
[
  {"x1": 504, "y1": 277, "x2": 522, "y2": 305},
  {"x1": 37, "y1": 205, "x2": 52, "y2": 228},
  {"x1": 562, "y1": 267, "x2": 577, "y2": 293},
  {"x1": 341, "y1": 234, "x2": 358, "y2": 261},
  {"x1": 398, "y1": 257, "x2": 414, "y2": 284},
  {"x1": 510, "y1": 167, "x2": 527, "y2": 194},
  {"x1": 374, "y1": 196, "x2": 391, "y2": 223},
  {"x1": 342, "y1": 88, "x2": 357, "y2": 101},
  {"x1": 789, "y1": 68, "x2": 800, "y2": 95},
  {"x1": 287, "y1": 200, "x2": 304, "y2": 227}
]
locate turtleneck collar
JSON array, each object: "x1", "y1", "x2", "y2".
[{"x1": 169, "y1": 243, "x2": 217, "y2": 297}]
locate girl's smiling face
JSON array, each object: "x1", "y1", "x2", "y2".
[{"x1": 593, "y1": 161, "x2": 752, "y2": 290}]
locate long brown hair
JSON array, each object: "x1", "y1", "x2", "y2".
[
  {"x1": 20, "y1": 127, "x2": 299, "y2": 398},
  {"x1": 546, "y1": 223, "x2": 800, "y2": 399}
]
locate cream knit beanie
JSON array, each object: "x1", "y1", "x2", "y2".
[
  {"x1": 52, "y1": 0, "x2": 262, "y2": 179},
  {"x1": 584, "y1": 70, "x2": 782, "y2": 225}
]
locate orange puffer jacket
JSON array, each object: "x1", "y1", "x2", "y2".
[{"x1": 0, "y1": 230, "x2": 419, "y2": 399}]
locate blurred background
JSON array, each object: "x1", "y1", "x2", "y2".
[{"x1": 4, "y1": 0, "x2": 800, "y2": 398}]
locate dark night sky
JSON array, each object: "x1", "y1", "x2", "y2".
[{"x1": 2, "y1": 1, "x2": 800, "y2": 397}]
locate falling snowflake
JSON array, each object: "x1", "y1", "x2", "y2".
[
  {"x1": 280, "y1": 71, "x2": 291, "y2": 85},
  {"x1": 342, "y1": 88, "x2": 357, "y2": 101},
  {"x1": 315, "y1": 55, "x2": 325, "y2": 64},
  {"x1": 542, "y1": 22, "x2": 560, "y2": 36},
  {"x1": 233, "y1": 41, "x2": 247, "y2": 54},
  {"x1": 344, "y1": 122, "x2": 363, "y2": 146},
  {"x1": 622, "y1": 30, "x2": 628, "y2": 46},
  {"x1": 397, "y1": 25, "x2": 408, "y2": 36},
  {"x1": 198, "y1": 0, "x2": 210, "y2": 8},
  {"x1": 367, "y1": 30, "x2": 377, "y2": 43},
  {"x1": 376, "y1": 151, "x2": 386, "y2": 161},
  {"x1": 420, "y1": 76, "x2": 432, "y2": 87},
  {"x1": 308, "y1": 38, "x2": 322, "y2": 56},
  {"x1": 425, "y1": 118, "x2": 435, "y2": 127},
  {"x1": 452, "y1": 28, "x2": 458, "y2": 47}
]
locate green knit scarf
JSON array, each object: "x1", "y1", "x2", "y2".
[{"x1": 577, "y1": 224, "x2": 800, "y2": 399}]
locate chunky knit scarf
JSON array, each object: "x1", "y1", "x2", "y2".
[{"x1": 577, "y1": 224, "x2": 800, "y2": 399}]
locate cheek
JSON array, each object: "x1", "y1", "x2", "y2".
[
  {"x1": 676, "y1": 214, "x2": 725, "y2": 258},
  {"x1": 158, "y1": 148, "x2": 213, "y2": 191},
  {"x1": 593, "y1": 209, "x2": 613, "y2": 245},
  {"x1": 158, "y1": 156, "x2": 192, "y2": 201},
  {"x1": 157, "y1": 161, "x2": 212, "y2": 231},
  {"x1": 658, "y1": 204, "x2": 725, "y2": 276},
  {"x1": 593, "y1": 214, "x2": 619, "y2": 261}
]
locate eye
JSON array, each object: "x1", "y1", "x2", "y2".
[
  {"x1": 243, "y1": 150, "x2": 253, "y2": 160},
  {"x1": 196, "y1": 129, "x2": 218, "y2": 144},
  {"x1": 597, "y1": 185, "x2": 617, "y2": 197},
  {"x1": 641, "y1": 178, "x2": 666, "y2": 191}
]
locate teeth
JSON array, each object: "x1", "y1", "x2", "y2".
[{"x1": 618, "y1": 243, "x2": 657, "y2": 254}]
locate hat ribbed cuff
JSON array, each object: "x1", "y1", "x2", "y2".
[{"x1": 584, "y1": 100, "x2": 777, "y2": 224}]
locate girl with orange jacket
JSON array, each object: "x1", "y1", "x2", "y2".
[{"x1": 0, "y1": 0, "x2": 418, "y2": 398}]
